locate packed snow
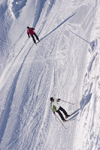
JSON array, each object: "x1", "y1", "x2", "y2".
[{"x1": 0, "y1": 0, "x2": 100, "y2": 150}]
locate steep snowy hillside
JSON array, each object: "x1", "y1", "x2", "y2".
[
  {"x1": 0, "y1": 0, "x2": 98, "y2": 150},
  {"x1": 74, "y1": 3, "x2": 100, "y2": 150}
]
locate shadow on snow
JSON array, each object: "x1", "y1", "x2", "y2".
[
  {"x1": 40, "y1": 12, "x2": 76, "y2": 41},
  {"x1": 80, "y1": 93, "x2": 92, "y2": 110}
]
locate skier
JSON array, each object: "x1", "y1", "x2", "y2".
[
  {"x1": 50, "y1": 97, "x2": 70, "y2": 122},
  {"x1": 27, "y1": 26, "x2": 40, "y2": 45}
]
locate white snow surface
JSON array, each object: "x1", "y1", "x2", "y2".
[{"x1": 0, "y1": 0, "x2": 100, "y2": 150}]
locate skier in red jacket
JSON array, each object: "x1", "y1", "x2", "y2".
[{"x1": 27, "y1": 26, "x2": 40, "y2": 45}]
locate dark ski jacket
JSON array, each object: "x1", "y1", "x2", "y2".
[{"x1": 27, "y1": 28, "x2": 35, "y2": 37}]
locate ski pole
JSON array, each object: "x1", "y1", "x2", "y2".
[
  {"x1": 68, "y1": 29, "x2": 90, "y2": 44},
  {"x1": 61, "y1": 100, "x2": 74, "y2": 105},
  {"x1": 55, "y1": 113, "x2": 67, "y2": 129}
]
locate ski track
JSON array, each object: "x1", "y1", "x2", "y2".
[
  {"x1": 74, "y1": 2, "x2": 100, "y2": 150},
  {"x1": 0, "y1": 0, "x2": 99, "y2": 150}
]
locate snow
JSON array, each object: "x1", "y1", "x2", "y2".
[{"x1": 0, "y1": 0, "x2": 100, "y2": 150}]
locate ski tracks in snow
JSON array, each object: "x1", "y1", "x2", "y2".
[
  {"x1": 0, "y1": 0, "x2": 99, "y2": 150},
  {"x1": 74, "y1": 4, "x2": 100, "y2": 150}
]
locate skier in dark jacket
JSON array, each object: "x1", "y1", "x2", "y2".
[
  {"x1": 27, "y1": 26, "x2": 40, "y2": 45},
  {"x1": 50, "y1": 97, "x2": 70, "y2": 122}
]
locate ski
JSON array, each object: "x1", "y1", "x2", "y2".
[
  {"x1": 63, "y1": 118, "x2": 77, "y2": 129},
  {"x1": 36, "y1": 40, "x2": 40, "y2": 44},
  {"x1": 70, "y1": 109, "x2": 79, "y2": 116},
  {"x1": 65, "y1": 118, "x2": 75, "y2": 122},
  {"x1": 66, "y1": 108, "x2": 80, "y2": 121},
  {"x1": 55, "y1": 110, "x2": 79, "y2": 129},
  {"x1": 69, "y1": 108, "x2": 80, "y2": 117}
]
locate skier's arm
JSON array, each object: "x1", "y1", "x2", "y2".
[
  {"x1": 53, "y1": 106, "x2": 56, "y2": 113},
  {"x1": 27, "y1": 33, "x2": 30, "y2": 38},
  {"x1": 50, "y1": 102, "x2": 52, "y2": 110},
  {"x1": 50, "y1": 102, "x2": 56, "y2": 114},
  {"x1": 27, "y1": 30, "x2": 30, "y2": 38},
  {"x1": 57, "y1": 98, "x2": 61, "y2": 102},
  {"x1": 31, "y1": 28, "x2": 35, "y2": 30}
]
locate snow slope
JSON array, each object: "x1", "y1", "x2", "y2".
[
  {"x1": 74, "y1": 2, "x2": 100, "y2": 150},
  {"x1": 0, "y1": 0, "x2": 99, "y2": 150}
]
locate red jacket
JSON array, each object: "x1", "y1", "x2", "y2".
[{"x1": 27, "y1": 28, "x2": 35, "y2": 37}]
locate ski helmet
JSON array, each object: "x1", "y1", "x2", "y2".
[
  {"x1": 50, "y1": 97, "x2": 54, "y2": 101},
  {"x1": 27, "y1": 26, "x2": 29, "y2": 29}
]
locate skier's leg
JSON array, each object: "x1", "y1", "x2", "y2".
[
  {"x1": 56, "y1": 109, "x2": 66, "y2": 121},
  {"x1": 59, "y1": 106, "x2": 70, "y2": 118},
  {"x1": 31, "y1": 35, "x2": 36, "y2": 44},
  {"x1": 34, "y1": 32, "x2": 40, "y2": 41}
]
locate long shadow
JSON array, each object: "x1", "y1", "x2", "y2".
[
  {"x1": 68, "y1": 29, "x2": 90, "y2": 44},
  {"x1": 40, "y1": 12, "x2": 76, "y2": 41},
  {"x1": 80, "y1": 93, "x2": 92, "y2": 110}
]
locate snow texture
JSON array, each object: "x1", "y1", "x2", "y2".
[{"x1": 0, "y1": 0, "x2": 100, "y2": 150}]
